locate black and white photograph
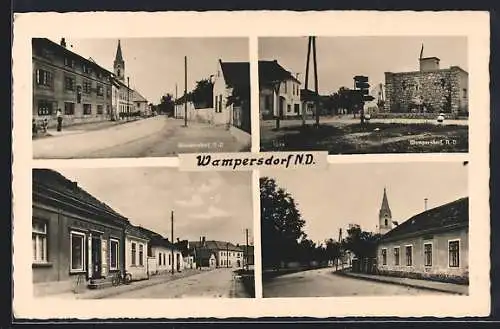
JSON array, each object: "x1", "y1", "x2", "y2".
[
  {"x1": 261, "y1": 161, "x2": 469, "y2": 297},
  {"x1": 32, "y1": 167, "x2": 255, "y2": 298},
  {"x1": 32, "y1": 37, "x2": 251, "y2": 159},
  {"x1": 259, "y1": 36, "x2": 469, "y2": 154}
]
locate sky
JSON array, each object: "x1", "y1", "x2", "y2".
[
  {"x1": 50, "y1": 37, "x2": 249, "y2": 104},
  {"x1": 55, "y1": 167, "x2": 254, "y2": 245},
  {"x1": 261, "y1": 162, "x2": 468, "y2": 245},
  {"x1": 259, "y1": 36, "x2": 468, "y2": 95}
]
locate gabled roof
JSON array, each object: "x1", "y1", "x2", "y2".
[
  {"x1": 189, "y1": 240, "x2": 243, "y2": 252},
  {"x1": 380, "y1": 197, "x2": 468, "y2": 242},
  {"x1": 195, "y1": 247, "x2": 216, "y2": 260},
  {"x1": 259, "y1": 60, "x2": 301, "y2": 85},
  {"x1": 132, "y1": 89, "x2": 148, "y2": 103},
  {"x1": 219, "y1": 60, "x2": 250, "y2": 88},
  {"x1": 32, "y1": 169, "x2": 128, "y2": 222},
  {"x1": 32, "y1": 38, "x2": 114, "y2": 77}
]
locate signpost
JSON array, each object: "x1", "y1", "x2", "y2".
[{"x1": 353, "y1": 75, "x2": 375, "y2": 125}]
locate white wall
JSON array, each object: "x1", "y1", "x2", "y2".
[
  {"x1": 216, "y1": 249, "x2": 244, "y2": 268},
  {"x1": 151, "y1": 246, "x2": 184, "y2": 274},
  {"x1": 125, "y1": 236, "x2": 149, "y2": 280}
]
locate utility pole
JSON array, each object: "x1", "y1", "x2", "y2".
[
  {"x1": 175, "y1": 83, "x2": 178, "y2": 119},
  {"x1": 226, "y1": 243, "x2": 229, "y2": 268},
  {"x1": 303, "y1": 37, "x2": 312, "y2": 127},
  {"x1": 184, "y1": 56, "x2": 188, "y2": 127},
  {"x1": 312, "y1": 36, "x2": 319, "y2": 127},
  {"x1": 245, "y1": 229, "x2": 249, "y2": 270},
  {"x1": 127, "y1": 77, "x2": 130, "y2": 121},
  {"x1": 171, "y1": 210, "x2": 174, "y2": 275}
]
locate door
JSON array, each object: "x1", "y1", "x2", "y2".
[
  {"x1": 176, "y1": 254, "x2": 181, "y2": 272},
  {"x1": 279, "y1": 97, "x2": 285, "y2": 119},
  {"x1": 91, "y1": 235, "x2": 102, "y2": 279}
]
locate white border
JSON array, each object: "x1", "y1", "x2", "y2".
[{"x1": 13, "y1": 10, "x2": 490, "y2": 319}]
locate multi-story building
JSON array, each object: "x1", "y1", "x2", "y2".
[
  {"x1": 111, "y1": 40, "x2": 134, "y2": 120},
  {"x1": 32, "y1": 38, "x2": 113, "y2": 128},
  {"x1": 384, "y1": 56, "x2": 468, "y2": 115},
  {"x1": 259, "y1": 60, "x2": 302, "y2": 119},
  {"x1": 190, "y1": 237, "x2": 244, "y2": 268}
]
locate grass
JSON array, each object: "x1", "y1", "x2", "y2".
[{"x1": 260, "y1": 122, "x2": 469, "y2": 154}]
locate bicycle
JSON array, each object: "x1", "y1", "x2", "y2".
[{"x1": 111, "y1": 270, "x2": 132, "y2": 286}]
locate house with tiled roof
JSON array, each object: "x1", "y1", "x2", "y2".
[
  {"x1": 376, "y1": 197, "x2": 469, "y2": 284},
  {"x1": 259, "y1": 60, "x2": 302, "y2": 119},
  {"x1": 189, "y1": 237, "x2": 244, "y2": 268},
  {"x1": 32, "y1": 169, "x2": 131, "y2": 296},
  {"x1": 132, "y1": 89, "x2": 150, "y2": 117}
]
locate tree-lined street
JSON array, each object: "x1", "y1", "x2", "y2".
[{"x1": 33, "y1": 116, "x2": 247, "y2": 159}]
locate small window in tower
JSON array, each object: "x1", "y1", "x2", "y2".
[{"x1": 384, "y1": 219, "x2": 388, "y2": 226}]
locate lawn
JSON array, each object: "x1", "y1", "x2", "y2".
[{"x1": 260, "y1": 122, "x2": 468, "y2": 154}]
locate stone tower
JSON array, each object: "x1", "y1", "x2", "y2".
[
  {"x1": 378, "y1": 187, "x2": 393, "y2": 235},
  {"x1": 113, "y1": 39, "x2": 125, "y2": 81}
]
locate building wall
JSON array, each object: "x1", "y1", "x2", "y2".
[
  {"x1": 376, "y1": 227, "x2": 468, "y2": 281},
  {"x1": 384, "y1": 67, "x2": 468, "y2": 115},
  {"x1": 212, "y1": 67, "x2": 232, "y2": 126},
  {"x1": 125, "y1": 236, "x2": 149, "y2": 280},
  {"x1": 278, "y1": 79, "x2": 302, "y2": 117},
  {"x1": 32, "y1": 202, "x2": 124, "y2": 295},
  {"x1": 259, "y1": 88, "x2": 274, "y2": 119},
  {"x1": 216, "y1": 249, "x2": 243, "y2": 268},
  {"x1": 32, "y1": 43, "x2": 113, "y2": 128},
  {"x1": 150, "y1": 246, "x2": 184, "y2": 274}
]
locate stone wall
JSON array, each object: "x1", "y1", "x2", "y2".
[{"x1": 384, "y1": 67, "x2": 468, "y2": 115}]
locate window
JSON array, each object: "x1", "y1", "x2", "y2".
[
  {"x1": 97, "y1": 105, "x2": 103, "y2": 115},
  {"x1": 32, "y1": 220, "x2": 47, "y2": 263},
  {"x1": 287, "y1": 104, "x2": 291, "y2": 112},
  {"x1": 106, "y1": 105, "x2": 110, "y2": 114},
  {"x1": 64, "y1": 57, "x2": 75, "y2": 68},
  {"x1": 83, "y1": 104, "x2": 92, "y2": 115},
  {"x1": 131, "y1": 242, "x2": 136, "y2": 266},
  {"x1": 70, "y1": 231, "x2": 85, "y2": 272},
  {"x1": 83, "y1": 64, "x2": 92, "y2": 74},
  {"x1": 449, "y1": 240, "x2": 460, "y2": 267},
  {"x1": 284, "y1": 81, "x2": 287, "y2": 93},
  {"x1": 97, "y1": 71, "x2": 102, "y2": 79},
  {"x1": 106, "y1": 87, "x2": 111, "y2": 98},
  {"x1": 424, "y1": 243, "x2": 433, "y2": 267},
  {"x1": 405, "y1": 245, "x2": 413, "y2": 266},
  {"x1": 463, "y1": 88, "x2": 467, "y2": 99},
  {"x1": 381, "y1": 248, "x2": 387, "y2": 265},
  {"x1": 110, "y1": 239, "x2": 119, "y2": 270},
  {"x1": 64, "y1": 102, "x2": 75, "y2": 115},
  {"x1": 97, "y1": 84, "x2": 104, "y2": 96},
  {"x1": 294, "y1": 104, "x2": 300, "y2": 113},
  {"x1": 139, "y1": 244, "x2": 144, "y2": 266},
  {"x1": 37, "y1": 100, "x2": 53, "y2": 116},
  {"x1": 36, "y1": 69, "x2": 53, "y2": 87},
  {"x1": 83, "y1": 81, "x2": 92, "y2": 94},
  {"x1": 64, "y1": 76, "x2": 75, "y2": 91},
  {"x1": 384, "y1": 218, "x2": 388, "y2": 226},
  {"x1": 168, "y1": 254, "x2": 171, "y2": 265},
  {"x1": 394, "y1": 247, "x2": 400, "y2": 265}
]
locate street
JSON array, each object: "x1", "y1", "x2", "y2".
[
  {"x1": 262, "y1": 267, "x2": 449, "y2": 297},
  {"x1": 105, "y1": 268, "x2": 246, "y2": 299},
  {"x1": 33, "y1": 116, "x2": 247, "y2": 159}
]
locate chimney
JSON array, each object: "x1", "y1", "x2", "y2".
[
  {"x1": 60, "y1": 38, "x2": 67, "y2": 48},
  {"x1": 424, "y1": 198, "x2": 428, "y2": 211}
]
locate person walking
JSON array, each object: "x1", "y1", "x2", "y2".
[{"x1": 56, "y1": 108, "x2": 63, "y2": 132}]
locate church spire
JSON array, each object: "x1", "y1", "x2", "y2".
[
  {"x1": 115, "y1": 39, "x2": 123, "y2": 63},
  {"x1": 379, "y1": 187, "x2": 392, "y2": 218}
]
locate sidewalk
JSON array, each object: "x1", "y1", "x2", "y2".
[
  {"x1": 335, "y1": 271, "x2": 468, "y2": 295},
  {"x1": 34, "y1": 118, "x2": 142, "y2": 139},
  {"x1": 42, "y1": 269, "x2": 206, "y2": 300}
]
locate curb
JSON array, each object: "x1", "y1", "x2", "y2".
[{"x1": 333, "y1": 271, "x2": 466, "y2": 295}]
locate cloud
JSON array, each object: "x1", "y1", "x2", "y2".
[
  {"x1": 190, "y1": 205, "x2": 230, "y2": 220},
  {"x1": 198, "y1": 176, "x2": 223, "y2": 194},
  {"x1": 175, "y1": 194, "x2": 204, "y2": 208}
]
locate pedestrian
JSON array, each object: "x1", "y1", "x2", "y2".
[{"x1": 56, "y1": 108, "x2": 63, "y2": 132}]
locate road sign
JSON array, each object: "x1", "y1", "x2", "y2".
[
  {"x1": 353, "y1": 75, "x2": 368, "y2": 82},
  {"x1": 355, "y1": 81, "x2": 370, "y2": 90},
  {"x1": 363, "y1": 95, "x2": 375, "y2": 102}
]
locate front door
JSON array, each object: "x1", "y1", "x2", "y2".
[
  {"x1": 176, "y1": 254, "x2": 181, "y2": 272},
  {"x1": 91, "y1": 235, "x2": 102, "y2": 279}
]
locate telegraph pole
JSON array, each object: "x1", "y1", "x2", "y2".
[
  {"x1": 127, "y1": 76, "x2": 130, "y2": 121},
  {"x1": 303, "y1": 37, "x2": 312, "y2": 127},
  {"x1": 171, "y1": 210, "x2": 174, "y2": 275},
  {"x1": 175, "y1": 83, "x2": 178, "y2": 118},
  {"x1": 226, "y1": 243, "x2": 229, "y2": 268},
  {"x1": 312, "y1": 36, "x2": 319, "y2": 127},
  {"x1": 184, "y1": 56, "x2": 188, "y2": 127}
]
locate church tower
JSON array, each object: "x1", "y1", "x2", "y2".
[
  {"x1": 378, "y1": 187, "x2": 393, "y2": 235},
  {"x1": 113, "y1": 39, "x2": 125, "y2": 81}
]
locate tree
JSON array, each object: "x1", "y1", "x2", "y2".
[
  {"x1": 324, "y1": 238, "x2": 342, "y2": 268},
  {"x1": 260, "y1": 177, "x2": 307, "y2": 269},
  {"x1": 342, "y1": 226, "x2": 381, "y2": 260},
  {"x1": 158, "y1": 93, "x2": 175, "y2": 116},
  {"x1": 191, "y1": 78, "x2": 214, "y2": 108}
]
